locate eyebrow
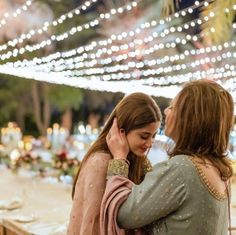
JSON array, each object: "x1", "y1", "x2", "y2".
[{"x1": 140, "y1": 131, "x2": 157, "y2": 136}]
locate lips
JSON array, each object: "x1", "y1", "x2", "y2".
[{"x1": 140, "y1": 148, "x2": 147, "y2": 153}]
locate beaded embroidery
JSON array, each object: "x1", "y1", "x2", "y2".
[
  {"x1": 190, "y1": 157, "x2": 227, "y2": 201},
  {"x1": 107, "y1": 159, "x2": 129, "y2": 178},
  {"x1": 143, "y1": 158, "x2": 153, "y2": 174}
]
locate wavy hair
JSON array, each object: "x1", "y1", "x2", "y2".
[
  {"x1": 169, "y1": 79, "x2": 234, "y2": 180},
  {"x1": 72, "y1": 92, "x2": 162, "y2": 198}
]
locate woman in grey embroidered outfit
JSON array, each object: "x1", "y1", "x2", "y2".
[{"x1": 104, "y1": 79, "x2": 233, "y2": 235}]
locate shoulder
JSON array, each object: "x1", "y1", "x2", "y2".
[
  {"x1": 151, "y1": 154, "x2": 193, "y2": 178},
  {"x1": 86, "y1": 152, "x2": 111, "y2": 167},
  {"x1": 169, "y1": 155, "x2": 196, "y2": 184},
  {"x1": 79, "y1": 152, "x2": 112, "y2": 179},
  {"x1": 92, "y1": 151, "x2": 112, "y2": 161},
  {"x1": 169, "y1": 154, "x2": 193, "y2": 166}
]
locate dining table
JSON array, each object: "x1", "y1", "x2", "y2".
[
  {"x1": 0, "y1": 167, "x2": 72, "y2": 235},
  {"x1": 1, "y1": 165, "x2": 236, "y2": 234}
]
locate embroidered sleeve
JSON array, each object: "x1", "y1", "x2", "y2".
[{"x1": 107, "y1": 159, "x2": 129, "y2": 178}]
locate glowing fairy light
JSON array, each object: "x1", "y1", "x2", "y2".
[
  {"x1": 0, "y1": 0, "x2": 216, "y2": 60},
  {"x1": 4, "y1": 0, "x2": 233, "y2": 67},
  {"x1": 0, "y1": 0, "x2": 33, "y2": 29},
  {"x1": 16, "y1": 50, "x2": 235, "y2": 80},
  {"x1": 0, "y1": 63, "x2": 235, "y2": 98},
  {"x1": 0, "y1": 64, "x2": 181, "y2": 98},
  {"x1": 9, "y1": 39, "x2": 236, "y2": 77},
  {"x1": 0, "y1": 0, "x2": 97, "y2": 51},
  {"x1": 0, "y1": 0, "x2": 139, "y2": 60}
]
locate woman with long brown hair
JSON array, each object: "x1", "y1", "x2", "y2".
[
  {"x1": 67, "y1": 92, "x2": 162, "y2": 235},
  {"x1": 103, "y1": 79, "x2": 233, "y2": 235}
]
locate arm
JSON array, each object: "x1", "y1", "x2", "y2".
[
  {"x1": 75, "y1": 152, "x2": 110, "y2": 208},
  {"x1": 106, "y1": 118, "x2": 188, "y2": 229},
  {"x1": 107, "y1": 159, "x2": 188, "y2": 230},
  {"x1": 68, "y1": 152, "x2": 110, "y2": 234}
]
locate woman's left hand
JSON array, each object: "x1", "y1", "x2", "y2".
[{"x1": 106, "y1": 118, "x2": 129, "y2": 160}]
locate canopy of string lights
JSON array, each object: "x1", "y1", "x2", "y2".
[{"x1": 0, "y1": 0, "x2": 235, "y2": 99}]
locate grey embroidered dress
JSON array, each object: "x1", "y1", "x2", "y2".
[{"x1": 108, "y1": 155, "x2": 228, "y2": 235}]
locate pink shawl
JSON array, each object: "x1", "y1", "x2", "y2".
[{"x1": 100, "y1": 176, "x2": 144, "y2": 235}]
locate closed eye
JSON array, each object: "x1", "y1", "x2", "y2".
[
  {"x1": 140, "y1": 133, "x2": 157, "y2": 140},
  {"x1": 140, "y1": 135, "x2": 149, "y2": 140}
]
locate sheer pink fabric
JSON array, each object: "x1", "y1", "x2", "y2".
[
  {"x1": 100, "y1": 176, "x2": 144, "y2": 235},
  {"x1": 67, "y1": 152, "x2": 111, "y2": 235}
]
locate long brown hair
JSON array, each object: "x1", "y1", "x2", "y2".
[
  {"x1": 169, "y1": 79, "x2": 234, "y2": 180},
  {"x1": 72, "y1": 92, "x2": 162, "y2": 198}
]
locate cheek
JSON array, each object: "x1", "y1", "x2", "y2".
[
  {"x1": 165, "y1": 114, "x2": 176, "y2": 137},
  {"x1": 166, "y1": 116, "x2": 173, "y2": 128},
  {"x1": 166, "y1": 110, "x2": 175, "y2": 124},
  {"x1": 127, "y1": 135, "x2": 142, "y2": 150}
]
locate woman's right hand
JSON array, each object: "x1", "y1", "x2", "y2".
[{"x1": 106, "y1": 118, "x2": 129, "y2": 160}]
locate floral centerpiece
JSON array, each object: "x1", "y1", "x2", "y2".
[{"x1": 52, "y1": 151, "x2": 80, "y2": 178}]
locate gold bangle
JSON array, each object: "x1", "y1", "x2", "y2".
[
  {"x1": 107, "y1": 159, "x2": 129, "y2": 178},
  {"x1": 115, "y1": 158, "x2": 130, "y2": 166}
]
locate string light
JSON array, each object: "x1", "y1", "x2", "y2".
[
  {"x1": 135, "y1": 65, "x2": 236, "y2": 86},
  {"x1": 53, "y1": 1, "x2": 234, "y2": 64},
  {"x1": 0, "y1": 0, "x2": 215, "y2": 61},
  {"x1": 9, "y1": 48, "x2": 234, "y2": 89},
  {"x1": 55, "y1": 52, "x2": 235, "y2": 81},
  {"x1": 0, "y1": 0, "x2": 98, "y2": 52},
  {"x1": 0, "y1": 0, "x2": 139, "y2": 60},
  {"x1": 14, "y1": 49, "x2": 235, "y2": 81},
  {"x1": 6, "y1": 0, "x2": 234, "y2": 69},
  {"x1": 9, "y1": 39, "x2": 236, "y2": 78},
  {"x1": 0, "y1": 62, "x2": 235, "y2": 98},
  {"x1": 5, "y1": 12, "x2": 221, "y2": 68},
  {"x1": 0, "y1": 0, "x2": 235, "y2": 99},
  {"x1": 0, "y1": 0, "x2": 33, "y2": 29},
  {"x1": 0, "y1": 64, "x2": 181, "y2": 98}
]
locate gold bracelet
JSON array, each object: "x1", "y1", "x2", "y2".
[
  {"x1": 107, "y1": 159, "x2": 129, "y2": 178},
  {"x1": 117, "y1": 158, "x2": 130, "y2": 166}
]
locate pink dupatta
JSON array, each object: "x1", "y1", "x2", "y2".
[{"x1": 100, "y1": 176, "x2": 144, "y2": 235}]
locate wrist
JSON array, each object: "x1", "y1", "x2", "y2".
[
  {"x1": 116, "y1": 158, "x2": 130, "y2": 166},
  {"x1": 110, "y1": 151, "x2": 128, "y2": 160},
  {"x1": 113, "y1": 155, "x2": 128, "y2": 161},
  {"x1": 107, "y1": 159, "x2": 130, "y2": 178}
]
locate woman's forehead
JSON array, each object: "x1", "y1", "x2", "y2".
[{"x1": 135, "y1": 122, "x2": 160, "y2": 131}]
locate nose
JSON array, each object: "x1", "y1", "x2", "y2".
[{"x1": 145, "y1": 138, "x2": 153, "y2": 148}]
